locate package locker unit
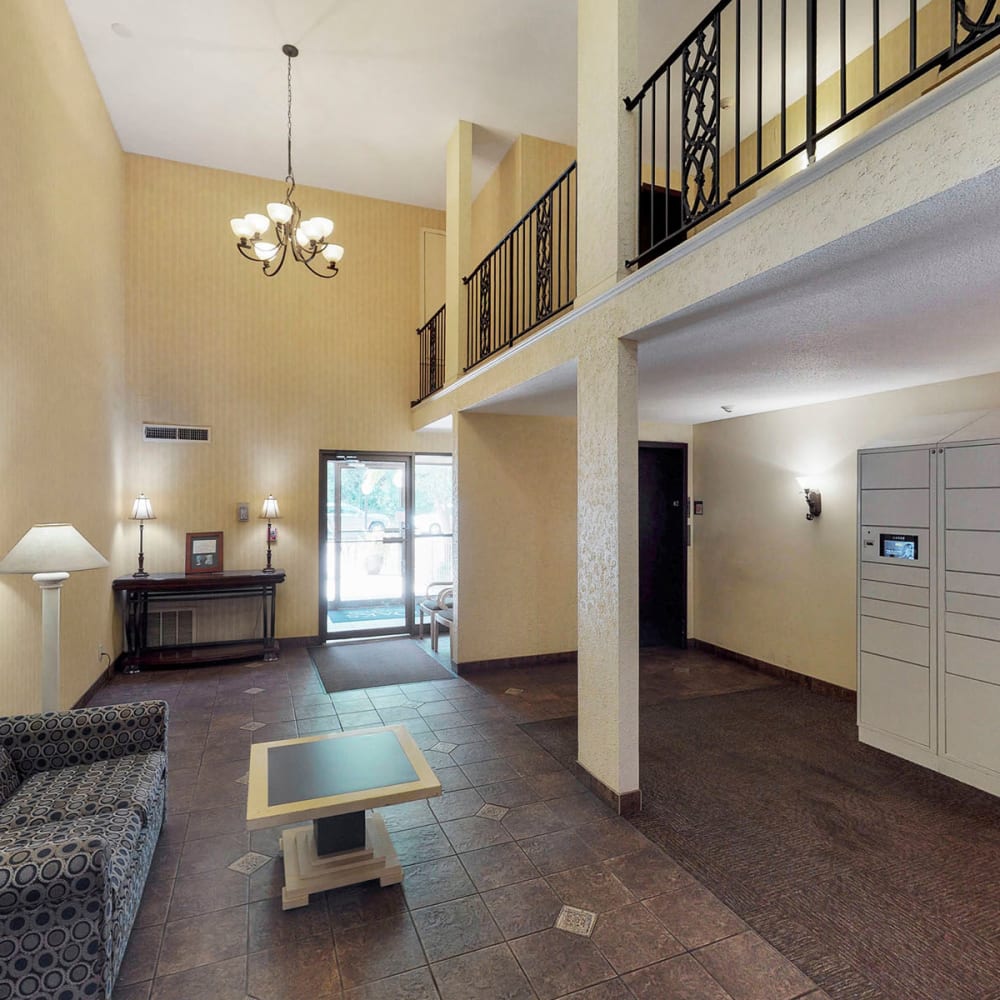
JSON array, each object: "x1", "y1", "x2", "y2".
[{"x1": 859, "y1": 412, "x2": 1000, "y2": 799}]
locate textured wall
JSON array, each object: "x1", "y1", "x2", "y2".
[
  {"x1": 0, "y1": 0, "x2": 126, "y2": 713},
  {"x1": 124, "y1": 155, "x2": 447, "y2": 641},
  {"x1": 693, "y1": 370, "x2": 1000, "y2": 690},
  {"x1": 453, "y1": 413, "x2": 577, "y2": 663}
]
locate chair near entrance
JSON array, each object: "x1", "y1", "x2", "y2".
[
  {"x1": 417, "y1": 582, "x2": 453, "y2": 646},
  {"x1": 430, "y1": 587, "x2": 454, "y2": 653}
]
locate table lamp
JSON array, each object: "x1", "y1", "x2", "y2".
[
  {"x1": 0, "y1": 524, "x2": 109, "y2": 711},
  {"x1": 129, "y1": 493, "x2": 155, "y2": 577},
  {"x1": 260, "y1": 495, "x2": 281, "y2": 573}
]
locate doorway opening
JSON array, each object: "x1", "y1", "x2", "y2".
[
  {"x1": 639, "y1": 442, "x2": 688, "y2": 648},
  {"x1": 319, "y1": 451, "x2": 453, "y2": 640}
]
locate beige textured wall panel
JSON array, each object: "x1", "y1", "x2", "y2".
[
  {"x1": 693, "y1": 370, "x2": 1000, "y2": 691},
  {"x1": 471, "y1": 139, "x2": 520, "y2": 267},
  {"x1": 0, "y1": 0, "x2": 126, "y2": 713},
  {"x1": 124, "y1": 155, "x2": 447, "y2": 642},
  {"x1": 453, "y1": 413, "x2": 577, "y2": 663}
]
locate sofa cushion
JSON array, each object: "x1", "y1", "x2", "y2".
[
  {"x1": 0, "y1": 747, "x2": 20, "y2": 806},
  {"x1": 0, "y1": 750, "x2": 165, "y2": 833},
  {"x1": 0, "y1": 808, "x2": 142, "y2": 906}
]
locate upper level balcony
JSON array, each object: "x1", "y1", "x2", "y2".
[{"x1": 412, "y1": 0, "x2": 1000, "y2": 409}]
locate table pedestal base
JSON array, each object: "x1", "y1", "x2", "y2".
[{"x1": 278, "y1": 812, "x2": 401, "y2": 910}]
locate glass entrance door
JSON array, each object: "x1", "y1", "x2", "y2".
[{"x1": 321, "y1": 452, "x2": 413, "y2": 639}]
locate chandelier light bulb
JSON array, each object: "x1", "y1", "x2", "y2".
[
  {"x1": 228, "y1": 44, "x2": 343, "y2": 279},
  {"x1": 267, "y1": 202, "x2": 294, "y2": 224}
]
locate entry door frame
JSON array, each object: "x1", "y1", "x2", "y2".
[
  {"x1": 638, "y1": 441, "x2": 689, "y2": 648},
  {"x1": 318, "y1": 450, "x2": 415, "y2": 641}
]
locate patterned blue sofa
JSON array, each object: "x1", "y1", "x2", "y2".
[{"x1": 0, "y1": 701, "x2": 168, "y2": 1000}]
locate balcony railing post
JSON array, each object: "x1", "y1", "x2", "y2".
[{"x1": 806, "y1": 0, "x2": 818, "y2": 163}]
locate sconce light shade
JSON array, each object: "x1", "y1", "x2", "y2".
[{"x1": 796, "y1": 478, "x2": 822, "y2": 521}]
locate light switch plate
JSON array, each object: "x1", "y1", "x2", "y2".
[{"x1": 238, "y1": 503, "x2": 249, "y2": 522}]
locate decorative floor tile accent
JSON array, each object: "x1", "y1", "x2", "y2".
[
  {"x1": 240, "y1": 721, "x2": 266, "y2": 731},
  {"x1": 235, "y1": 772, "x2": 249, "y2": 785},
  {"x1": 243, "y1": 687, "x2": 265, "y2": 695},
  {"x1": 505, "y1": 688, "x2": 524, "y2": 696},
  {"x1": 556, "y1": 905, "x2": 598, "y2": 937},
  {"x1": 432, "y1": 741, "x2": 458, "y2": 753},
  {"x1": 477, "y1": 803, "x2": 510, "y2": 822},
  {"x1": 228, "y1": 851, "x2": 271, "y2": 876}
]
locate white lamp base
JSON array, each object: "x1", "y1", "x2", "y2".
[{"x1": 33, "y1": 572, "x2": 68, "y2": 713}]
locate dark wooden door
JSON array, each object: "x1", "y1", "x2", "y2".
[{"x1": 638, "y1": 443, "x2": 687, "y2": 647}]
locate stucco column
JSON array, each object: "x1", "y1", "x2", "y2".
[
  {"x1": 576, "y1": 0, "x2": 639, "y2": 304},
  {"x1": 445, "y1": 121, "x2": 472, "y2": 382},
  {"x1": 577, "y1": 336, "x2": 640, "y2": 813}
]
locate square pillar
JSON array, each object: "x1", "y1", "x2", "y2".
[
  {"x1": 576, "y1": 0, "x2": 639, "y2": 304},
  {"x1": 576, "y1": 337, "x2": 641, "y2": 814}
]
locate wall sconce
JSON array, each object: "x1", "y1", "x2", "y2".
[
  {"x1": 260, "y1": 495, "x2": 281, "y2": 572},
  {"x1": 796, "y1": 477, "x2": 822, "y2": 521}
]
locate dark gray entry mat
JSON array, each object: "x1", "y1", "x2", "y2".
[{"x1": 311, "y1": 638, "x2": 454, "y2": 693}]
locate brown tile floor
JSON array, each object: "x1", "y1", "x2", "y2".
[{"x1": 94, "y1": 643, "x2": 819, "y2": 1000}]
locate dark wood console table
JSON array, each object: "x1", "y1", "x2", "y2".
[{"x1": 112, "y1": 570, "x2": 285, "y2": 672}]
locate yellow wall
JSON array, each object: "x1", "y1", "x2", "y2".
[
  {"x1": 0, "y1": 1, "x2": 126, "y2": 713},
  {"x1": 123, "y1": 155, "x2": 448, "y2": 641},
  {"x1": 454, "y1": 413, "x2": 577, "y2": 663},
  {"x1": 692, "y1": 371, "x2": 1000, "y2": 690},
  {"x1": 470, "y1": 134, "x2": 576, "y2": 267}
]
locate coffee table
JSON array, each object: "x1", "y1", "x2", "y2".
[{"x1": 246, "y1": 724, "x2": 441, "y2": 909}]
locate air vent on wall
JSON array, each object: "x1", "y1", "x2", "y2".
[
  {"x1": 146, "y1": 608, "x2": 195, "y2": 648},
  {"x1": 143, "y1": 423, "x2": 211, "y2": 443}
]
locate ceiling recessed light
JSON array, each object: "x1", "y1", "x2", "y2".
[{"x1": 110, "y1": 22, "x2": 133, "y2": 39}]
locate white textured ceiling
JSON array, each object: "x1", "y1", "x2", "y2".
[
  {"x1": 468, "y1": 163, "x2": 1000, "y2": 425},
  {"x1": 63, "y1": 0, "x2": 717, "y2": 209}
]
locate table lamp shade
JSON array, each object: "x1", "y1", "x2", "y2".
[
  {"x1": 261, "y1": 495, "x2": 281, "y2": 519},
  {"x1": 0, "y1": 524, "x2": 109, "y2": 574},
  {"x1": 130, "y1": 494, "x2": 155, "y2": 521}
]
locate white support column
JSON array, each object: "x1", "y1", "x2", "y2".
[
  {"x1": 576, "y1": 0, "x2": 639, "y2": 304},
  {"x1": 576, "y1": 337, "x2": 640, "y2": 812},
  {"x1": 445, "y1": 121, "x2": 472, "y2": 383}
]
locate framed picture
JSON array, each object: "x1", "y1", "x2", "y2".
[{"x1": 185, "y1": 531, "x2": 224, "y2": 574}]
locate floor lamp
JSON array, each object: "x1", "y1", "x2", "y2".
[{"x1": 0, "y1": 524, "x2": 109, "y2": 712}]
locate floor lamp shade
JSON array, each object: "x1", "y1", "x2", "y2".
[{"x1": 0, "y1": 524, "x2": 109, "y2": 712}]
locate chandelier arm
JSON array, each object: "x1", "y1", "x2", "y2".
[
  {"x1": 236, "y1": 240, "x2": 259, "y2": 262},
  {"x1": 302, "y1": 255, "x2": 340, "y2": 278},
  {"x1": 262, "y1": 240, "x2": 288, "y2": 277}
]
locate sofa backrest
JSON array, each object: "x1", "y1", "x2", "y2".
[{"x1": 0, "y1": 746, "x2": 21, "y2": 806}]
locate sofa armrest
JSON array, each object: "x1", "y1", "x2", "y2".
[
  {"x1": 0, "y1": 827, "x2": 111, "y2": 915},
  {"x1": 0, "y1": 701, "x2": 168, "y2": 777}
]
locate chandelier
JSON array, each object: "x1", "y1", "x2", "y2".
[{"x1": 230, "y1": 44, "x2": 344, "y2": 278}]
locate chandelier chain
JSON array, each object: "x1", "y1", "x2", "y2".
[{"x1": 286, "y1": 54, "x2": 294, "y2": 183}]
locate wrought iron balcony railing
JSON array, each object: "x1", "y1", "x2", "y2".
[
  {"x1": 626, "y1": 0, "x2": 1000, "y2": 269},
  {"x1": 464, "y1": 162, "x2": 577, "y2": 372},
  {"x1": 412, "y1": 303, "x2": 446, "y2": 406}
]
